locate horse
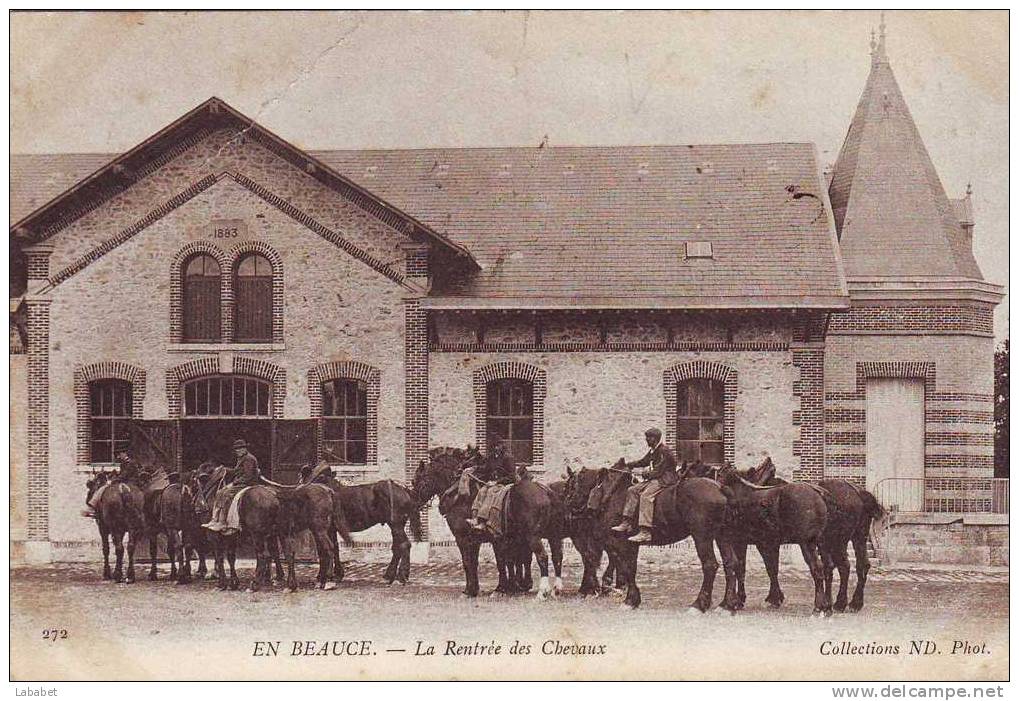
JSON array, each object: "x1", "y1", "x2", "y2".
[
  {"x1": 84, "y1": 471, "x2": 145, "y2": 583},
  {"x1": 565, "y1": 458, "x2": 739, "y2": 611},
  {"x1": 412, "y1": 446, "x2": 566, "y2": 600},
  {"x1": 562, "y1": 464, "x2": 628, "y2": 597},
  {"x1": 170, "y1": 468, "x2": 216, "y2": 585},
  {"x1": 135, "y1": 468, "x2": 177, "y2": 582},
  {"x1": 205, "y1": 480, "x2": 288, "y2": 593},
  {"x1": 716, "y1": 462, "x2": 833, "y2": 616},
  {"x1": 275, "y1": 478, "x2": 353, "y2": 592},
  {"x1": 300, "y1": 466, "x2": 421, "y2": 586},
  {"x1": 735, "y1": 459, "x2": 884, "y2": 613}
]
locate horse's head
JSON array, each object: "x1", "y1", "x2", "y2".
[
  {"x1": 563, "y1": 464, "x2": 605, "y2": 517},
  {"x1": 412, "y1": 445, "x2": 483, "y2": 504},
  {"x1": 85, "y1": 470, "x2": 111, "y2": 504}
]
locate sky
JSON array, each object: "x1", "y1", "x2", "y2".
[{"x1": 9, "y1": 10, "x2": 1008, "y2": 340}]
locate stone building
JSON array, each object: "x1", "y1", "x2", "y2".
[{"x1": 10, "y1": 31, "x2": 1002, "y2": 563}]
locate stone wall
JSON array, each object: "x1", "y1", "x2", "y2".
[
  {"x1": 31, "y1": 136, "x2": 416, "y2": 552},
  {"x1": 879, "y1": 517, "x2": 1008, "y2": 567}
]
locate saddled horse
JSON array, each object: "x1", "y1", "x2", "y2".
[
  {"x1": 136, "y1": 468, "x2": 177, "y2": 581},
  {"x1": 412, "y1": 446, "x2": 566, "y2": 600},
  {"x1": 205, "y1": 481, "x2": 288, "y2": 592},
  {"x1": 274, "y1": 477, "x2": 353, "y2": 592},
  {"x1": 716, "y1": 462, "x2": 832, "y2": 616},
  {"x1": 84, "y1": 471, "x2": 145, "y2": 583},
  {"x1": 735, "y1": 459, "x2": 884, "y2": 613},
  {"x1": 566, "y1": 459, "x2": 738, "y2": 611},
  {"x1": 299, "y1": 466, "x2": 421, "y2": 586},
  {"x1": 562, "y1": 464, "x2": 627, "y2": 597}
]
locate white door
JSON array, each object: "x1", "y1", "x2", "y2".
[{"x1": 866, "y1": 378, "x2": 925, "y2": 511}]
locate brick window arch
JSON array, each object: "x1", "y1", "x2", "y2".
[
  {"x1": 308, "y1": 361, "x2": 380, "y2": 468},
  {"x1": 74, "y1": 361, "x2": 147, "y2": 466},
  {"x1": 664, "y1": 361, "x2": 737, "y2": 465},
  {"x1": 473, "y1": 361, "x2": 547, "y2": 469},
  {"x1": 228, "y1": 242, "x2": 283, "y2": 344},
  {"x1": 182, "y1": 253, "x2": 222, "y2": 342},
  {"x1": 169, "y1": 242, "x2": 228, "y2": 343}
]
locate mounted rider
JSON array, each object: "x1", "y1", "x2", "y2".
[
  {"x1": 82, "y1": 450, "x2": 145, "y2": 518},
  {"x1": 466, "y1": 441, "x2": 519, "y2": 531},
  {"x1": 202, "y1": 439, "x2": 261, "y2": 533},
  {"x1": 611, "y1": 427, "x2": 679, "y2": 543}
]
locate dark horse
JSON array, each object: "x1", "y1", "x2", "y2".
[
  {"x1": 300, "y1": 466, "x2": 422, "y2": 586},
  {"x1": 168, "y1": 468, "x2": 215, "y2": 585},
  {"x1": 206, "y1": 483, "x2": 287, "y2": 592},
  {"x1": 735, "y1": 459, "x2": 885, "y2": 613},
  {"x1": 565, "y1": 459, "x2": 738, "y2": 610},
  {"x1": 85, "y1": 471, "x2": 145, "y2": 583},
  {"x1": 276, "y1": 479, "x2": 353, "y2": 592},
  {"x1": 716, "y1": 462, "x2": 833, "y2": 616},
  {"x1": 412, "y1": 446, "x2": 566, "y2": 599}
]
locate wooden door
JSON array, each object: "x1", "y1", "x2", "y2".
[
  {"x1": 866, "y1": 378, "x2": 925, "y2": 511},
  {"x1": 130, "y1": 420, "x2": 178, "y2": 472},
  {"x1": 273, "y1": 419, "x2": 318, "y2": 485}
]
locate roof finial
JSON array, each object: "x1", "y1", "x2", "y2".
[
  {"x1": 877, "y1": 12, "x2": 887, "y2": 61},
  {"x1": 966, "y1": 182, "x2": 973, "y2": 197}
]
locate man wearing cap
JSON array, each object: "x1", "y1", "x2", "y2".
[
  {"x1": 203, "y1": 439, "x2": 260, "y2": 533},
  {"x1": 611, "y1": 427, "x2": 679, "y2": 543}
]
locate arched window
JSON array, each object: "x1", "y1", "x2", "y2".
[
  {"x1": 182, "y1": 254, "x2": 221, "y2": 342},
  {"x1": 234, "y1": 253, "x2": 273, "y2": 342},
  {"x1": 89, "y1": 379, "x2": 133, "y2": 463},
  {"x1": 182, "y1": 375, "x2": 271, "y2": 417},
  {"x1": 677, "y1": 378, "x2": 725, "y2": 465},
  {"x1": 321, "y1": 379, "x2": 368, "y2": 465},
  {"x1": 486, "y1": 378, "x2": 533, "y2": 464}
]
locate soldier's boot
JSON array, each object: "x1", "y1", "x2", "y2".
[
  {"x1": 628, "y1": 527, "x2": 653, "y2": 543},
  {"x1": 610, "y1": 518, "x2": 634, "y2": 533}
]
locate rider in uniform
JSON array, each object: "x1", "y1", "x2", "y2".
[
  {"x1": 466, "y1": 441, "x2": 518, "y2": 531},
  {"x1": 83, "y1": 451, "x2": 142, "y2": 518},
  {"x1": 611, "y1": 427, "x2": 679, "y2": 543},
  {"x1": 203, "y1": 439, "x2": 260, "y2": 533}
]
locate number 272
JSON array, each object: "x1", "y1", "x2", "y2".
[{"x1": 42, "y1": 629, "x2": 68, "y2": 642}]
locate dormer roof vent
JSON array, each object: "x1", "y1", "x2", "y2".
[{"x1": 685, "y1": 241, "x2": 714, "y2": 259}]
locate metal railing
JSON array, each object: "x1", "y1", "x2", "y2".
[{"x1": 872, "y1": 477, "x2": 1009, "y2": 515}]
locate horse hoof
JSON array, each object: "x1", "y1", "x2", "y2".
[
  {"x1": 323, "y1": 581, "x2": 338, "y2": 591},
  {"x1": 847, "y1": 602, "x2": 863, "y2": 613},
  {"x1": 833, "y1": 601, "x2": 848, "y2": 613}
]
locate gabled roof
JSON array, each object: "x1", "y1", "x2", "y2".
[
  {"x1": 827, "y1": 30, "x2": 983, "y2": 280},
  {"x1": 315, "y1": 143, "x2": 848, "y2": 308},
  {"x1": 11, "y1": 142, "x2": 850, "y2": 308},
  {"x1": 9, "y1": 98, "x2": 477, "y2": 266}
]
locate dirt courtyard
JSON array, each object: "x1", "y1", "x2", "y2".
[{"x1": 10, "y1": 547, "x2": 1008, "y2": 681}]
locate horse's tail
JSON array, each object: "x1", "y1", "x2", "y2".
[
  {"x1": 859, "y1": 487, "x2": 887, "y2": 548},
  {"x1": 332, "y1": 492, "x2": 355, "y2": 547},
  {"x1": 407, "y1": 500, "x2": 424, "y2": 542}
]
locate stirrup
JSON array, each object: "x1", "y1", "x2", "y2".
[{"x1": 610, "y1": 522, "x2": 632, "y2": 532}]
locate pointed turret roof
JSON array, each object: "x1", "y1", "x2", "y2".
[{"x1": 828, "y1": 20, "x2": 983, "y2": 279}]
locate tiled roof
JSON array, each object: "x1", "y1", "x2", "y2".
[
  {"x1": 827, "y1": 42, "x2": 982, "y2": 280},
  {"x1": 312, "y1": 144, "x2": 847, "y2": 307},
  {"x1": 10, "y1": 141, "x2": 849, "y2": 308}
]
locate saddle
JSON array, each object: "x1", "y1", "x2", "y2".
[
  {"x1": 474, "y1": 484, "x2": 513, "y2": 538},
  {"x1": 220, "y1": 486, "x2": 255, "y2": 533}
]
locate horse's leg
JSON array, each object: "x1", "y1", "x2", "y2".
[
  {"x1": 618, "y1": 542, "x2": 642, "y2": 609},
  {"x1": 760, "y1": 543, "x2": 785, "y2": 608},
  {"x1": 312, "y1": 532, "x2": 327, "y2": 589},
  {"x1": 690, "y1": 532, "x2": 719, "y2": 612},
  {"x1": 455, "y1": 536, "x2": 480, "y2": 597},
  {"x1": 820, "y1": 546, "x2": 836, "y2": 610},
  {"x1": 125, "y1": 528, "x2": 137, "y2": 584},
  {"x1": 112, "y1": 530, "x2": 125, "y2": 582},
  {"x1": 492, "y1": 540, "x2": 511, "y2": 595},
  {"x1": 213, "y1": 535, "x2": 227, "y2": 590},
  {"x1": 519, "y1": 542, "x2": 533, "y2": 592},
  {"x1": 177, "y1": 530, "x2": 192, "y2": 585},
  {"x1": 167, "y1": 528, "x2": 179, "y2": 582},
  {"x1": 732, "y1": 541, "x2": 747, "y2": 609},
  {"x1": 284, "y1": 535, "x2": 298, "y2": 593},
  {"x1": 271, "y1": 537, "x2": 285, "y2": 583},
  {"x1": 248, "y1": 537, "x2": 264, "y2": 593},
  {"x1": 530, "y1": 534, "x2": 551, "y2": 601},
  {"x1": 330, "y1": 528, "x2": 345, "y2": 582},
  {"x1": 388, "y1": 522, "x2": 411, "y2": 585},
  {"x1": 848, "y1": 531, "x2": 871, "y2": 612},
  {"x1": 831, "y1": 540, "x2": 851, "y2": 612},
  {"x1": 801, "y1": 540, "x2": 831, "y2": 616},
  {"x1": 99, "y1": 523, "x2": 112, "y2": 580},
  {"x1": 227, "y1": 538, "x2": 239, "y2": 591},
  {"x1": 147, "y1": 527, "x2": 159, "y2": 580},
  {"x1": 549, "y1": 538, "x2": 564, "y2": 596},
  {"x1": 717, "y1": 537, "x2": 741, "y2": 613}
]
